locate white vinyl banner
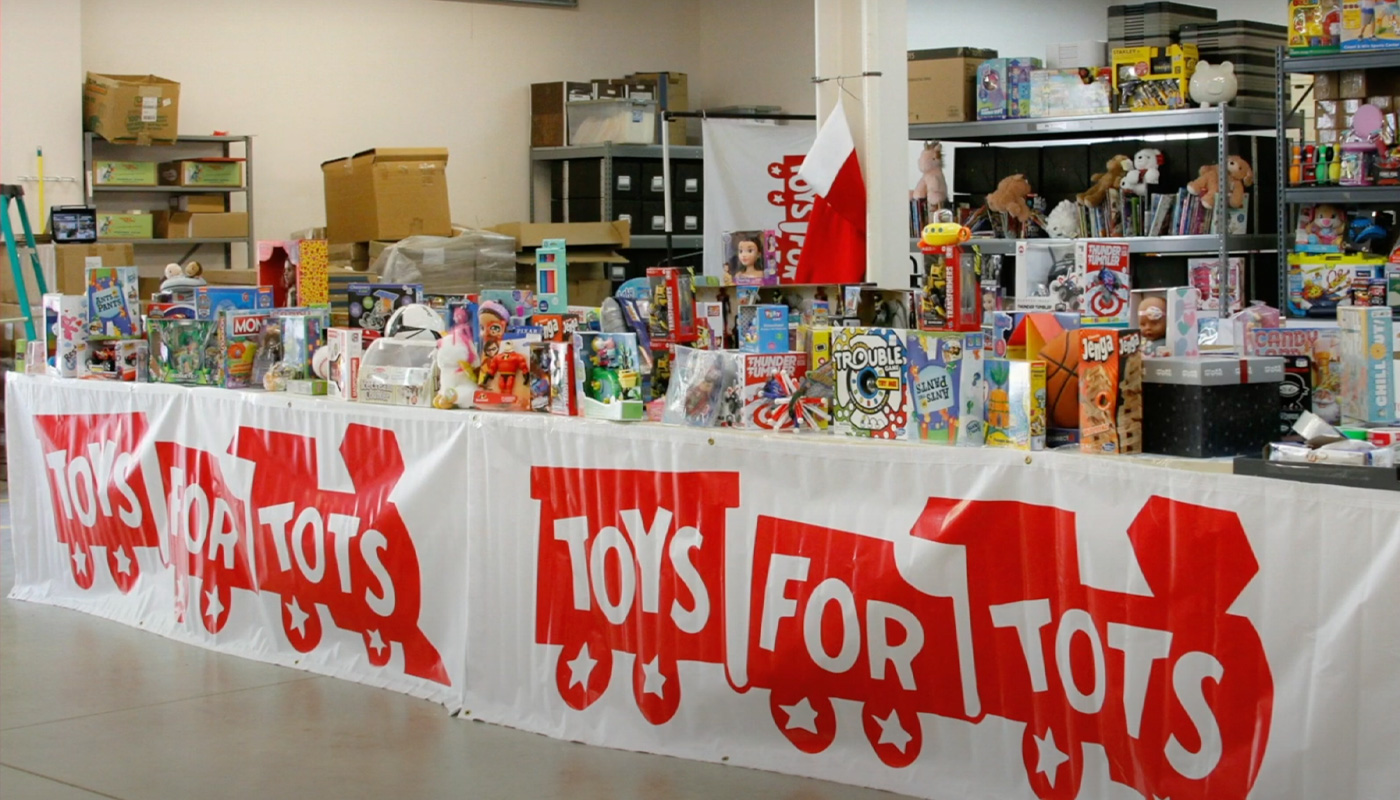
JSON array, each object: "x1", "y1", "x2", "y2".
[
  {"x1": 9, "y1": 374, "x2": 1400, "y2": 800},
  {"x1": 701, "y1": 118, "x2": 816, "y2": 282}
]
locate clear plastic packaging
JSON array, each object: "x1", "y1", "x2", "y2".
[
  {"x1": 662, "y1": 346, "x2": 727, "y2": 427},
  {"x1": 373, "y1": 230, "x2": 516, "y2": 295}
]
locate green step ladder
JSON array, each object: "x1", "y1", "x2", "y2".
[{"x1": 2, "y1": 184, "x2": 49, "y2": 342}]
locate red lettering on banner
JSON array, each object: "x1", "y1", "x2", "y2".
[
  {"x1": 232, "y1": 424, "x2": 449, "y2": 686},
  {"x1": 34, "y1": 413, "x2": 159, "y2": 593},
  {"x1": 531, "y1": 467, "x2": 739, "y2": 725},
  {"x1": 155, "y1": 442, "x2": 257, "y2": 633},
  {"x1": 744, "y1": 496, "x2": 1271, "y2": 800},
  {"x1": 766, "y1": 155, "x2": 811, "y2": 283}
]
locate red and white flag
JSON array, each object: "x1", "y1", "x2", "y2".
[{"x1": 793, "y1": 101, "x2": 866, "y2": 284}]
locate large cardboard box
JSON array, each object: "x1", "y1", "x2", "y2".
[
  {"x1": 170, "y1": 194, "x2": 226, "y2": 213},
  {"x1": 20, "y1": 243, "x2": 136, "y2": 301},
  {"x1": 630, "y1": 71, "x2": 688, "y2": 145},
  {"x1": 154, "y1": 211, "x2": 249, "y2": 239},
  {"x1": 531, "y1": 81, "x2": 593, "y2": 147},
  {"x1": 96, "y1": 213, "x2": 154, "y2": 239},
  {"x1": 159, "y1": 159, "x2": 243, "y2": 187},
  {"x1": 92, "y1": 161, "x2": 158, "y2": 186},
  {"x1": 489, "y1": 220, "x2": 631, "y2": 249},
  {"x1": 83, "y1": 73, "x2": 180, "y2": 145},
  {"x1": 908, "y1": 48, "x2": 997, "y2": 124},
  {"x1": 321, "y1": 148, "x2": 451, "y2": 244}
]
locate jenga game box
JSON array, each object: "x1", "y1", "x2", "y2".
[{"x1": 1078, "y1": 328, "x2": 1144, "y2": 454}]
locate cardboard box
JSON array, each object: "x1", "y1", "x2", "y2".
[
  {"x1": 321, "y1": 148, "x2": 451, "y2": 243},
  {"x1": 908, "y1": 48, "x2": 998, "y2": 124},
  {"x1": 489, "y1": 220, "x2": 631, "y2": 249},
  {"x1": 169, "y1": 194, "x2": 226, "y2": 212},
  {"x1": 92, "y1": 161, "x2": 158, "y2": 186},
  {"x1": 154, "y1": 211, "x2": 248, "y2": 239},
  {"x1": 629, "y1": 71, "x2": 688, "y2": 145},
  {"x1": 54, "y1": 243, "x2": 134, "y2": 296},
  {"x1": 159, "y1": 159, "x2": 243, "y2": 187},
  {"x1": 531, "y1": 81, "x2": 593, "y2": 147},
  {"x1": 96, "y1": 213, "x2": 153, "y2": 239},
  {"x1": 82, "y1": 73, "x2": 180, "y2": 145}
]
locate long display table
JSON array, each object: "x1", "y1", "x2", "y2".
[{"x1": 6, "y1": 374, "x2": 1399, "y2": 800}]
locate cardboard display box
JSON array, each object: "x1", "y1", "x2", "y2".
[
  {"x1": 170, "y1": 194, "x2": 226, "y2": 213},
  {"x1": 96, "y1": 213, "x2": 154, "y2": 239},
  {"x1": 92, "y1": 161, "x2": 158, "y2": 186},
  {"x1": 159, "y1": 159, "x2": 243, "y2": 187},
  {"x1": 531, "y1": 81, "x2": 594, "y2": 147},
  {"x1": 908, "y1": 48, "x2": 998, "y2": 124},
  {"x1": 83, "y1": 73, "x2": 180, "y2": 145},
  {"x1": 154, "y1": 211, "x2": 248, "y2": 239},
  {"x1": 322, "y1": 148, "x2": 451, "y2": 243}
]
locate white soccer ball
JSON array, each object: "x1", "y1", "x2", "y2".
[{"x1": 385, "y1": 303, "x2": 445, "y2": 341}]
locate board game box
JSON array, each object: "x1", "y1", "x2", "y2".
[
  {"x1": 85, "y1": 266, "x2": 140, "y2": 340},
  {"x1": 985, "y1": 359, "x2": 1046, "y2": 451},
  {"x1": 906, "y1": 330, "x2": 986, "y2": 446},
  {"x1": 831, "y1": 327, "x2": 910, "y2": 439},
  {"x1": 1078, "y1": 328, "x2": 1144, "y2": 454}
]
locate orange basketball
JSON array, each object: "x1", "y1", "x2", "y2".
[{"x1": 1039, "y1": 330, "x2": 1081, "y2": 429}]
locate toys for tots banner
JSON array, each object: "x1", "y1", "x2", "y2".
[
  {"x1": 9, "y1": 376, "x2": 1400, "y2": 800},
  {"x1": 702, "y1": 118, "x2": 816, "y2": 282},
  {"x1": 6, "y1": 377, "x2": 465, "y2": 705}
]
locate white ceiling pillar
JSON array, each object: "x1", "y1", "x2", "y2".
[{"x1": 814, "y1": 0, "x2": 908, "y2": 289}]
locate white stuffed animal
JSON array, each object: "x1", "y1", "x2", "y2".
[
  {"x1": 1121, "y1": 148, "x2": 1163, "y2": 198},
  {"x1": 432, "y1": 327, "x2": 478, "y2": 409},
  {"x1": 1190, "y1": 61, "x2": 1238, "y2": 107},
  {"x1": 1045, "y1": 200, "x2": 1081, "y2": 239},
  {"x1": 911, "y1": 141, "x2": 948, "y2": 208}
]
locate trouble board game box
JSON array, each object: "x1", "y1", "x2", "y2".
[{"x1": 831, "y1": 327, "x2": 911, "y2": 439}]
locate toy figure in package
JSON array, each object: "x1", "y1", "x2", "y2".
[
  {"x1": 147, "y1": 318, "x2": 218, "y2": 385},
  {"x1": 527, "y1": 342, "x2": 553, "y2": 412},
  {"x1": 85, "y1": 266, "x2": 140, "y2": 340},
  {"x1": 348, "y1": 283, "x2": 422, "y2": 338},
  {"x1": 647, "y1": 266, "x2": 697, "y2": 347},
  {"x1": 663, "y1": 346, "x2": 727, "y2": 427},
  {"x1": 475, "y1": 330, "x2": 541, "y2": 410},
  {"x1": 906, "y1": 331, "x2": 986, "y2": 446},
  {"x1": 545, "y1": 342, "x2": 577, "y2": 416},
  {"x1": 85, "y1": 340, "x2": 146, "y2": 382},
  {"x1": 985, "y1": 358, "x2": 1046, "y2": 451},
  {"x1": 831, "y1": 327, "x2": 911, "y2": 439},
  {"x1": 573, "y1": 331, "x2": 644, "y2": 420}
]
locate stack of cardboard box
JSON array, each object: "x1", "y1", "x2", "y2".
[
  {"x1": 488, "y1": 221, "x2": 631, "y2": 308},
  {"x1": 531, "y1": 72, "x2": 689, "y2": 147},
  {"x1": 153, "y1": 159, "x2": 248, "y2": 239},
  {"x1": 321, "y1": 147, "x2": 451, "y2": 266}
]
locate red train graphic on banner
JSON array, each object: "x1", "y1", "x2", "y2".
[
  {"x1": 531, "y1": 467, "x2": 739, "y2": 725},
  {"x1": 530, "y1": 467, "x2": 1273, "y2": 800},
  {"x1": 33, "y1": 412, "x2": 161, "y2": 594}
]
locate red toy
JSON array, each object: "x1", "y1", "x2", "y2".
[{"x1": 646, "y1": 266, "x2": 698, "y2": 348}]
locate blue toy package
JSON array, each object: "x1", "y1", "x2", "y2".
[
  {"x1": 195, "y1": 285, "x2": 273, "y2": 321},
  {"x1": 738, "y1": 304, "x2": 790, "y2": 353},
  {"x1": 976, "y1": 57, "x2": 1042, "y2": 121},
  {"x1": 85, "y1": 266, "x2": 141, "y2": 340},
  {"x1": 907, "y1": 330, "x2": 986, "y2": 446}
]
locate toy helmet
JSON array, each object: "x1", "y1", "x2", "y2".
[{"x1": 385, "y1": 303, "x2": 446, "y2": 341}]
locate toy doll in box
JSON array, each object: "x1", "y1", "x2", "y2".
[
  {"x1": 147, "y1": 318, "x2": 218, "y2": 385},
  {"x1": 573, "y1": 331, "x2": 645, "y2": 420},
  {"x1": 723, "y1": 231, "x2": 776, "y2": 286},
  {"x1": 546, "y1": 341, "x2": 577, "y2": 416}
]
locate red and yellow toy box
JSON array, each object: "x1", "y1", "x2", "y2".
[
  {"x1": 1078, "y1": 328, "x2": 1144, "y2": 455},
  {"x1": 646, "y1": 266, "x2": 698, "y2": 348}
]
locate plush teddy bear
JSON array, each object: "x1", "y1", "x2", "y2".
[
  {"x1": 1045, "y1": 199, "x2": 1081, "y2": 238},
  {"x1": 1187, "y1": 155, "x2": 1254, "y2": 209},
  {"x1": 911, "y1": 141, "x2": 947, "y2": 208},
  {"x1": 987, "y1": 173, "x2": 1033, "y2": 223},
  {"x1": 1121, "y1": 148, "x2": 1163, "y2": 198},
  {"x1": 1078, "y1": 155, "x2": 1132, "y2": 207}
]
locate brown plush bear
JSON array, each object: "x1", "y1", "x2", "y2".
[
  {"x1": 1078, "y1": 155, "x2": 1132, "y2": 207},
  {"x1": 987, "y1": 174, "x2": 1033, "y2": 223},
  {"x1": 1186, "y1": 155, "x2": 1254, "y2": 209}
]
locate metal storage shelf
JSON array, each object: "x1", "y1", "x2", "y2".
[
  {"x1": 104, "y1": 237, "x2": 247, "y2": 245},
  {"x1": 953, "y1": 234, "x2": 1277, "y2": 255},
  {"x1": 909, "y1": 106, "x2": 1276, "y2": 144},
  {"x1": 1283, "y1": 186, "x2": 1400, "y2": 204},
  {"x1": 531, "y1": 144, "x2": 703, "y2": 161},
  {"x1": 632, "y1": 235, "x2": 701, "y2": 250},
  {"x1": 93, "y1": 185, "x2": 244, "y2": 193},
  {"x1": 83, "y1": 132, "x2": 254, "y2": 268},
  {"x1": 1282, "y1": 51, "x2": 1400, "y2": 73}
]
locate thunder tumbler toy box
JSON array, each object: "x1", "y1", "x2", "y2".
[
  {"x1": 85, "y1": 266, "x2": 140, "y2": 340},
  {"x1": 736, "y1": 351, "x2": 822, "y2": 431},
  {"x1": 830, "y1": 327, "x2": 911, "y2": 439},
  {"x1": 1078, "y1": 328, "x2": 1144, "y2": 455},
  {"x1": 906, "y1": 330, "x2": 986, "y2": 446}
]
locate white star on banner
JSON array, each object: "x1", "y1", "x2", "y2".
[
  {"x1": 286, "y1": 598, "x2": 310, "y2": 637},
  {"x1": 640, "y1": 656, "x2": 667, "y2": 698},
  {"x1": 112, "y1": 547, "x2": 132, "y2": 575},
  {"x1": 566, "y1": 644, "x2": 597, "y2": 690},
  {"x1": 1034, "y1": 729, "x2": 1070, "y2": 788},
  {"x1": 367, "y1": 629, "x2": 387, "y2": 655},
  {"x1": 779, "y1": 697, "x2": 820, "y2": 734},
  {"x1": 71, "y1": 548, "x2": 88, "y2": 575},
  {"x1": 203, "y1": 589, "x2": 225, "y2": 623},
  {"x1": 873, "y1": 710, "x2": 913, "y2": 753}
]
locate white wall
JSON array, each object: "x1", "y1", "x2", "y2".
[
  {"x1": 908, "y1": 0, "x2": 1110, "y2": 57},
  {"x1": 79, "y1": 0, "x2": 702, "y2": 238},
  {"x1": 698, "y1": 0, "x2": 815, "y2": 114},
  {"x1": 1, "y1": 0, "x2": 85, "y2": 222}
]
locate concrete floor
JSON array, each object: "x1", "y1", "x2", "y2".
[{"x1": 0, "y1": 489, "x2": 907, "y2": 800}]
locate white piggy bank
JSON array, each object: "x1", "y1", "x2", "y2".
[{"x1": 1190, "y1": 61, "x2": 1238, "y2": 107}]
